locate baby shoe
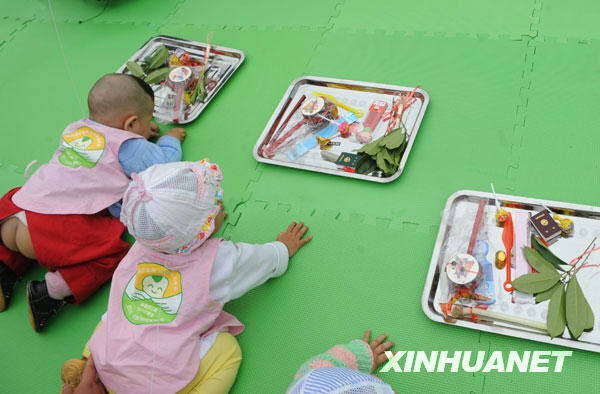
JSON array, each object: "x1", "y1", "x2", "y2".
[
  {"x1": 0, "y1": 261, "x2": 18, "y2": 312},
  {"x1": 27, "y1": 280, "x2": 66, "y2": 332}
]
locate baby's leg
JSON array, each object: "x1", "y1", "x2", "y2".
[
  {"x1": 1, "y1": 218, "x2": 19, "y2": 252},
  {"x1": 0, "y1": 217, "x2": 36, "y2": 259},
  {"x1": 180, "y1": 333, "x2": 242, "y2": 394},
  {"x1": 1, "y1": 218, "x2": 35, "y2": 311}
]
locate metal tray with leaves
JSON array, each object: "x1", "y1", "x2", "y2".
[
  {"x1": 116, "y1": 35, "x2": 244, "y2": 124},
  {"x1": 252, "y1": 76, "x2": 429, "y2": 183},
  {"x1": 422, "y1": 190, "x2": 600, "y2": 353}
]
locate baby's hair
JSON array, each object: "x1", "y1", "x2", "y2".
[
  {"x1": 88, "y1": 74, "x2": 154, "y2": 124},
  {"x1": 128, "y1": 75, "x2": 155, "y2": 102}
]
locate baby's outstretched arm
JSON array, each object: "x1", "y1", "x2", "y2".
[
  {"x1": 289, "y1": 330, "x2": 395, "y2": 386},
  {"x1": 208, "y1": 220, "x2": 311, "y2": 304},
  {"x1": 276, "y1": 222, "x2": 312, "y2": 257}
]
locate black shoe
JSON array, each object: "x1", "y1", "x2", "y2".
[
  {"x1": 0, "y1": 261, "x2": 18, "y2": 312},
  {"x1": 27, "y1": 280, "x2": 66, "y2": 332}
]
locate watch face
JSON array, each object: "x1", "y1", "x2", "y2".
[
  {"x1": 445, "y1": 254, "x2": 480, "y2": 286},
  {"x1": 168, "y1": 66, "x2": 192, "y2": 83},
  {"x1": 301, "y1": 96, "x2": 324, "y2": 117}
]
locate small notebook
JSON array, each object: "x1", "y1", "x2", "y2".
[{"x1": 529, "y1": 210, "x2": 561, "y2": 243}]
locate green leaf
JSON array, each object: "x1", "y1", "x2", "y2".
[
  {"x1": 376, "y1": 151, "x2": 392, "y2": 175},
  {"x1": 126, "y1": 61, "x2": 144, "y2": 78},
  {"x1": 393, "y1": 149, "x2": 402, "y2": 165},
  {"x1": 566, "y1": 274, "x2": 593, "y2": 339},
  {"x1": 355, "y1": 139, "x2": 380, "y2": 156},
  {"x1": 511, "y1": 273, "x2": 559, "y2": 294},
  {"x1": 145, "y1": 44, "x2": 169, "y2": 71},
  {"x1": 531, "y1": 234, "x2": 567, "y2": 272},
  {"x1": 190, "y1": 70, "x2": 207, "y2": 104},
  {"x1": 355, "y1": 155, "x2": 376, "y2": 175},
  {"x1": 355, "y1": 130, "x2": 405, "y2": 175},
  {"x1": 547, "y1": 285, "x2": 566, "y2": 338},
  {"x1": 381, "y1": 148, "x2": 395, "y2": 164},
  {"x1": 524, "y1": 247, "x2": 560, "y2": 277},
  {"x1": 144, "y1": 67, "x2": 171, "y2": 85},
  {"x1": 381, "y1": 129, "x2": 405, "y2": 149},
  {"x1": 535, "y1": 281, "x2": 562, "y2": 303}
]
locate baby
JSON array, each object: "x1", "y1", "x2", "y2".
[
  {"x1": 61, "y1": 160, "x2": 311, "y2": 393},
  {"x1": 287, "y1": 330, "x2": 395, "y2": 393},
  {"x1": 0, "y1": 73, "x2": 186, "y2": 331}
]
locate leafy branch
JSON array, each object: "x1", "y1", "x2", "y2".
[
  {"x1": 126, "y1": 44, "x2": 171, "y2": 85},
  {"x1": 511, "y1": 240, "x2": 595, "y2": 339},
  {"x1": 354, "y1": 127, "x2": 407, "y2": 176}
]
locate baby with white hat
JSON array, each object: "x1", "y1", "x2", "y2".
[{"x1": 61, "y1": 160, "x2": 312, "y2": 394}]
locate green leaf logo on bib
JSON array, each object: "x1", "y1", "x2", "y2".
[
  {"x1": 122, "y1": 262, "x2": 183, "y2": 325},
  {"x1": 59, "y1": 127, "x2": 105, "y2": 168}
]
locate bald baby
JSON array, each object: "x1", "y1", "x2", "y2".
[{"x1": 88, "y1": 74, "x2": 154, "y2": 130}]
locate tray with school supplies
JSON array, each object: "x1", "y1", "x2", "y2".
[
  {"x1": 252, "y1": 76, "x2": 429, "y2": 183},
  {"x1": 117, "y1": 35, "x2": 245, "y2": 124},
  {"x1": 421, "y1": 190, "x2": 600, "y2": 353}
]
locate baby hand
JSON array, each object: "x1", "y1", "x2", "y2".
[
  {"x1": 165, "y1": 127, "x2": 186, "y2": 142},
  {"x1": 212, "y1": 201, "x2": 228, "y2": 235},
  {"x1": 149, "y1": 123, "x2": 160, "y2": 139},
  {"x1": 363, "y1": 329, "x2": 395, "y2": 372},
  {"x1": 61, "y1": 356, "x2": 105, "y2": 394},
  {"x1": 276, "y1": 222, "x2": 312, "y2": 258}
]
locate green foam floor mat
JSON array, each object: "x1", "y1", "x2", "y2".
[
  {"x1": 222, "y1": 200, "x2": 485, "y2": 393},
  {"x1": 334, "y1": 0, "x2": 537, "y2": 38},
  {"x1": 1, "y1": 0, "x2": 600, "y2": 393}
]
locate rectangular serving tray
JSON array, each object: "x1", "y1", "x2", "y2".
[
  {"x1": 117, "y1": 35, "x2": 244, "y2": 124},
  {"x1": 252, "y1": 76, "x2": 429, "y2": 183},
  {"x1": 422, "y1": 190, "x2": 600, "y2": 353}
]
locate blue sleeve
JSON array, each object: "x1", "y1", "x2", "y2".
[
  {"x1": 108, "y1": 201, "x2": 122, "y2": 218},
  {"x1": 118, "y1": 136, "x2": 182, "y2": 177},
  {"x1": 109, "y1": 136, "x2": 182, "y2": 217}
]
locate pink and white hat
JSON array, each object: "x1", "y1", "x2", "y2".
[{"x1": 120, "y1": 159, "x2": 223, "y2": 254}]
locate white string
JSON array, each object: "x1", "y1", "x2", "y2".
[
  {"x1": 490, "y1": 183, "x2": 501, "y2": 210},
  {"x1": 47, "y1": 0, "x2": 86, "y2": 116}
]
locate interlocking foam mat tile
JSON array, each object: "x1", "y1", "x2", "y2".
[
  {"x1": 0, "y1": 0, "x2": 46, "y2": 19},
  {"x1": 34, "y1": 0, "x2": 185, "y2": 25},
  {"x1": 166, "y1": 0, "x2": 343, "y2": 29},
  {"x1": 0, "y1": 17, "x2": 32, "y2": 49},
  {"x1": 222, "y1": 201, "x2": 485, "y2": 393},
  {"x1": 537, "y1": 0, "x2": 600, "y2": 41},
  {"x1": 505, "y1": 39, "x2": 600, "y2": 206},
  {"x1": 333, "y1": 0, "x2": 537, "y2": 38},
  {"x1": 1, "y1": 0, "x2": 600, "y2": 392}
]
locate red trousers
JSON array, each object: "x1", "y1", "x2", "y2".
[{"x1": 0, "y1": 188, "x2": 129, "y2": 304}]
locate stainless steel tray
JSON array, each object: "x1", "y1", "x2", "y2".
[
  {"x1": 117, "y1": 35, "x2": 244, "y2": 124},
  {"x1": 422, "y1": 190, "x2": 600, "y2": 353},
  {"x1": 252, "y1": 76, "x2": 429, "y2": 183}
]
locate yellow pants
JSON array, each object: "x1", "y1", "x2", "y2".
[{"x1": 81, "y1": 323, "x2": 242, "y2": 394}]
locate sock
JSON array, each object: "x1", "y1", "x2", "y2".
[{"x1": 45, "y1": 271, "x2": 73, "y2": 300}]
